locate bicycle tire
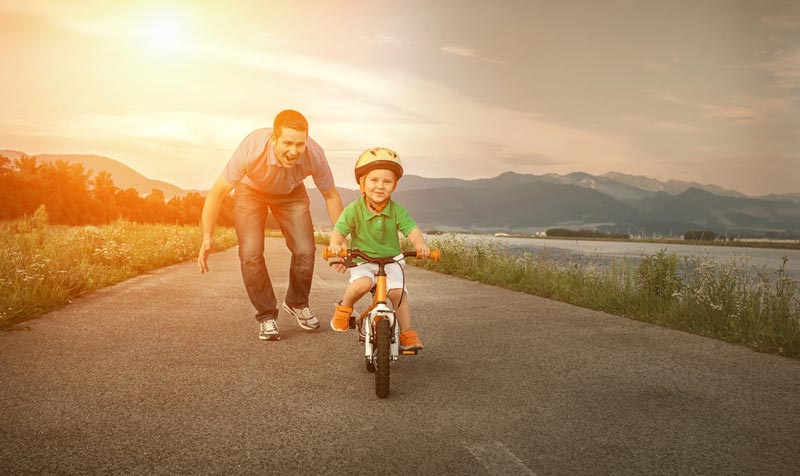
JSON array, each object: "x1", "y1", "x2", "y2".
[{"x1": 375, "y1": 318, "x2": 391, "y2": 398}]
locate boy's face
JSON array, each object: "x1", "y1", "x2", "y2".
[
  {"x1": 272, "y1": 127, "x2": 307, "y2": 168},
  {"x1": 362, "y1": 168, "x2": 397, "y2": 205}
]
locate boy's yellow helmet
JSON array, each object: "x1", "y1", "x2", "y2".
[{"x1": 354, "y1": 147, "x2": 404, "y2": 183}]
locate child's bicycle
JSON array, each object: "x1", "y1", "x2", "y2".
[{"x1": 322, "y1": 247, "x2": 440, "y2": 398}]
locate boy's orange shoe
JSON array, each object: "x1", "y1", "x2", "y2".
[
  {"x1": 330, "y1": 303, "x2": 352, "y2": 332},
  {"x1": 399, "y1": 329, "x2": 424, "y2": 351}
]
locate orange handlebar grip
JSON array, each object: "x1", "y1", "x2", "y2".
[
  {"x1": 418, "y1": 249, "x2": 440, "y2": 261},
  {"x1": 322, "y1": 247, "x2": 347, "y2": 260}
]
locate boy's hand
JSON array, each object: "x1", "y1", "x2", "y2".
[
  {"x1": 327, "y1": 242, "x2": 347, "y2": 273},
  {"x1": 327, "y1": 243, "x2": 343, "y2": 256},
  {"x1": 415, "y1": 243, "x2": 430, "y2": 259}
]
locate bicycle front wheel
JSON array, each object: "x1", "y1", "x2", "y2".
[{"x1": 375, "y1": 318, "x2": 391, "y2": 398}]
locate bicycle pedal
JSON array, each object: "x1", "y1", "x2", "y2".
[{"x1": 401, "y1": 349, "x2": 419, "y2": 355}]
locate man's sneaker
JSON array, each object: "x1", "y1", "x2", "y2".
[
  {"x1": 259, "y1": 319, "x2": 281, "y2": 341},
  {"x1": 399, "y1": 329, "x2": 423, "y2": 351},
  {"x1": 282, "y1": 301, "x2": 320, "y2": 330}
]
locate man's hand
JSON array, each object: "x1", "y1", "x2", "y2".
[
  {"x1": 198, "y1": 237, "x2": 213, "y2": 273},
  {"x1": 197, "y1": 176, "x2": 234, "y2": 274},
  {"x1": 415, "y1": 242, "x2": 430, "y2": 259}
]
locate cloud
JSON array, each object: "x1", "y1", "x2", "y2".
[
  {"x1": 759, "y1": 48, "x2": 800, "y2": 89},
  {"x1": 652, "y1": 121, "x2": 698, "y2": 132},
  {"x1": 68, "y1": 110, "x2": 258, "y2": 150},
  {"x1": 761, "y1": 9, "x2": 800, "y2": 29},
  {"x1": 644, "y1": 61, "x2": 671, "y2": 72},
  {"x1": 141, "y1": 37, "x2": 634, "y2": 180},
  {"x1": 440, "y1": 45, "x2": 505, "y2": 64},
  {"x1": 762, "y1": 16, "x2": 800, "y2": 29},
  {"x1": 0, "y1": 2, "x2": 642, "y2": 188},
  {"x1": 494, "y1": 152, "x2": 564, "y2": 169},
  {"x1": 3, "y1": 28, "x2": 638, "y2": 186},
  {"x1": 654, "y1": 93, "x2": 762, "y2": 125},
  {"x1": 358, "y1": 34, "x2": 408, "y2": 47},
  {"x1": 701, "y1": 105, "x2": 761, "y2": 124}
]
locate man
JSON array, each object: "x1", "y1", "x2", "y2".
[{"x1": 197, "y1": 109, "x2": 344, "y2": 341}]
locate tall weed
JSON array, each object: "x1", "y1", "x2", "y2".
[
  {"x1": 405, "y1": 234, "x2": 799, "y2": 358},
  {"x1": 0, "y1": 213, "x2": 237, "y2": 328}
]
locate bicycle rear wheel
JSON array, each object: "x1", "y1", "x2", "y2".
[{"x1": 375, "y1": 318, "x2": 391, "y2": 398}]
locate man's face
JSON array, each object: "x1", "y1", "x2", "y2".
[{"x1": 272, "y1": 127, "x2": 307, "y2": 167}]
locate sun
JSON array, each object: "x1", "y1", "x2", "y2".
[{"x1": 140, "y1": 11, "x2": 186, "y2": 52}]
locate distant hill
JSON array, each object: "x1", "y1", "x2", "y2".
[
  {"x1": 602, "y1": 171, "x2": 746, "y2": 198},
  {"x1": 758, "y1": 193, "x2": 800, "y2": 205},
  {"x1": 400, "y1": 171, "x2": 747, "y2": 205},
  {"x1": 637, "y1": 187, "x2": 800, "y2": 232},
  {"x1": 4, "y1": 148, "x2": 798, "y2": 235},
  {"x1": 0, "y1": 149, "x2": 185, "y2": 199},
  {"x1": 309, "y1": 173, "x2": 800, "y2": 235}
]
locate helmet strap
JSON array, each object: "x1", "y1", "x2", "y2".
[
  {"x1": 359, "y1": 176, "x2": 394, "y2": 213},
  {"x1": 365, "y1": 196, "x2": 388, "y2": 213}
]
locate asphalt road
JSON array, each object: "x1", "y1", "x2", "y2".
[{"x1": 1, "y1": 238, "x2": 799, "y2": 476}]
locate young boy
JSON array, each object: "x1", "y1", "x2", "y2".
[{"x1": 327, "y1": 147, "x2": 429, "y2": 351}]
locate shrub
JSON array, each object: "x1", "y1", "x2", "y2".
[{"x1": 636, "y1": 249, "x2": 682, "y2": 300}]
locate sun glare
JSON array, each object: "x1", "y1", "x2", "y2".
[{"x1": 140, "y1": 11, "x2": 186, "y2": 52}]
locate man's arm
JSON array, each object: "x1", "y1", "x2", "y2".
[
  {"x1": 320, "y1": 186, "x2": 344, "y2": 227},
  {"x1": 197, "y1": 176, "x2": 235, "y2": 273}
]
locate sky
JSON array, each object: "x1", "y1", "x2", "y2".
[{"x1": 1, "y1": 0, "x2": 798, "y2": 196}]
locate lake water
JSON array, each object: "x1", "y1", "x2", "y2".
[{"x1": 441, "y1": 234, "x2": 800, "y2": 280}]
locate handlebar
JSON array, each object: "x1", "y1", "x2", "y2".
[{"x1": 323, "y1": 247, "x2": 440, "y2": 263}]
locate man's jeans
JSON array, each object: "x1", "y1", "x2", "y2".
[{"x1": 233, "y1": 183, "x2": 316, "y2": 321}]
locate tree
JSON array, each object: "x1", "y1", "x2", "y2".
[
  {"x1": 0, "y1": 155, "x2": 23, "y2": 220},
  {"x1": 683, "y1": 230, "x2": 718, "y2": 241},
  {"x1": 167, "y1": 192, "x2": 205, "y2": 225},
  {"x1": 144, "y1": 189, "x2": 172, "y2": 223},
  {"x1": 117, "y1": 187, "x2": 146, "y2": 222},
  {"x1": 37, "y1": 160, "x2": 96, "y2": 225},
  {"x1": 11, "y1": 155, "x2": 44, "y2": 218},
  {"x1": 91, "y1": 171, "x2": 120, "y2": 223}
]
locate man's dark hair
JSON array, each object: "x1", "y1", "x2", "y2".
[{"x1": 273, "y1": 109, "x2": 309, "y2": 137}]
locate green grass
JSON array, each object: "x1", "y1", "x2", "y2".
[
  {"x1": 7, "y1": 220, "x2": 799, "y2": 360},
  {"x1": 470, "y1": 232, "x2": 800, "y2": 251},
  {"x1": 598, "y1": 236, "x2": 800, "y2": 251},
  {"x1": 406, "y1": 234, "x2": 800, "y2": 359},
  {"x1": 0, "y1": 209, "x2": 237, "y2": 329}
]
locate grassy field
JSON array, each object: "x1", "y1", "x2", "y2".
[
  {"x1": 407, "y1": 234, "x2": 800, "y2": 359},
  {"x1": 473, "y1": 233, "x2": 800, "y2": 251},
  {"x1": 0, "y1": 208, "x2": 237, "y2": 329},
  {"x1": 5, "y1": 217, "x2": 798, "y2": 360}
]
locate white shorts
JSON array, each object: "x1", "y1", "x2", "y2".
[{"x1": 348, "y1": 255, "x2": 408, "y2": 293}]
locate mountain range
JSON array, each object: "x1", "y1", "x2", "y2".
[
  {"x1": 310, "y1": 173, "x2": 800, "y2": 236},
  {"x1": 3, "y1": 149, "x2": 799, "y2": 235}
]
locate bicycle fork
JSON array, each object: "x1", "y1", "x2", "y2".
[{"x1": 361, "y1": 305, "x2": 400, "y2": 366}]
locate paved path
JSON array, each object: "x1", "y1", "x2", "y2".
[{"x1": 1, "y1": 239, "x2": 799, "y2": 476}]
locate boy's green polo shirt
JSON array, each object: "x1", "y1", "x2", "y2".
[{"x1": 334, "y1": 198, "x2": 418, "y2": 259}]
